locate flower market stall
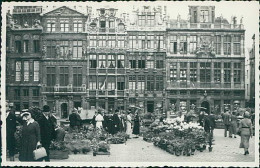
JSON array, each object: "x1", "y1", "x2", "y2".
[
  {"x1": 50, "y1": 124, "x2": 130, "y2": 158},
  {"x1": 142, "y1": 118, "x2": 208, "y2": 156}
]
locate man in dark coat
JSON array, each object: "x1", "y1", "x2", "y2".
[
  {"x1": 92, "y1": 111, "x2": 97, "y2": 129},
  {"x1": 37, "y1": 105, "x2": 55, "y2": 162},
  {"x1": 112, "y1": 110, "x2": 120, "y2": 135},
  {"x1": 132, "y1": 111, "x2": 140, "y2": 137},
  {"x1": 222, "y1": 108, "x2": 232, "y2": 137},
  {"x1": 6, "y1": 102, "x2": 16, "y2": 161},
  {"x1": 69, "y1": 108, "x2": 81, "y2": 132}
]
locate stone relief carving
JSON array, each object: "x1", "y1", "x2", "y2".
[{"x1": 195, "y1": 36, "x2": 215, "y2": 57}]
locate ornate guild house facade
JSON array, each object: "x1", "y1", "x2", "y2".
[{"x1": 6, "y1": 5, "x2": 245, "y2": 118}]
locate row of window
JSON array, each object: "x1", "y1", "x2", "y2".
[
  {"x1": 15, "y1": 61, "x2": 39, "y2": 82},
  {"x1": 13, "y1": 35, "x2": 241, "y2": 56},
  {"x1": 169, "y1": 62, "x2": 241, "y2": 83},
  {"x1": 46, "y1": 67, "x2": 164, "y2": 91},
  {"x1": 14, "y1": 88, "x2": 39, "y2": 97},
  {"x1": 47, "y1": 21, "x2": 83, "y2": 32},
  {"x1": 15, "y1": 40, "x2": 40, "y2": 53},
  {"x1": 46, "y1": 20, "x2": 125, "y2": 32}
]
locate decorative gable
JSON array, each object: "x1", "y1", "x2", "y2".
[{"x1": 42, "y1": 6, "x2": 85, "y2": 17}]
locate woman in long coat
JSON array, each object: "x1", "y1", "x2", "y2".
[
  {"x1": 19, "y1": 111, "x2": 41, "y2": 161},
  {"x1": 239, "y1": 111, "x2": 252, "y2": 155},
  {"x1": 132, "y1": 112, "x2": 140, "y2": 137}
]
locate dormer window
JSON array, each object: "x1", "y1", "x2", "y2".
[
  {"x1": 109, "y1": 20, "x2": 115, "y2": 29},
  {"x1": 200, "y1": 10, "x2": 209, "y2": 23},
  {"x1": 118, "y1": 23, "x2": 125, "y2": 32},
  {"x1": 138, "y1": 15, "x2": 146, "y2": 26}
]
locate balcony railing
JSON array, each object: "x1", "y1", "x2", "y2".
[
  {"x1": 42, "y1": 85, "x2": 86, "y2": 93},
  {"x1": 167, "y1": 82, "x2": 244, "y2": 89},
  {"x1": 13, "y1": 7, "x2": 42, "y2": 14},
  {"x1": 168, "y1": 22, "x2": 243, "y2": 30}
]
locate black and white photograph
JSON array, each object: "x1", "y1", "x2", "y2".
[{"x1": 1, "y1": 1, "x2": 259, "y2": 167}]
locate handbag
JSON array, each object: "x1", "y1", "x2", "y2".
[{"x1": 33, "y1": 145, "x2": 47, "y2": 160}]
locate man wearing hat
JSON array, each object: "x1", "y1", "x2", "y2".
[
  {"x1": 6, "y1": 102, "x2": 16, "y2": 161},
  {"x1": 37, "y1": 105, "x2": 56, "y2": 161},
  {"x1": 222, "y1": 107, "x2": 232, "y2": 138}
]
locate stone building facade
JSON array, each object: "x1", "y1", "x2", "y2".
[{"x1": 6, "y1": 5, "x2": 246, "y2": 118}]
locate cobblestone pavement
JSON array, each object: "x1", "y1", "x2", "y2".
[{"x1": 54, "y1": 129, "x2": 255, "y2": 162}]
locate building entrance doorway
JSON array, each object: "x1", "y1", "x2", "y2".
[
  {"x1": 147, "y1": 101, "x2": 154, "y2": 113},
  {"x1": 201, "y1": 101, "x2": 210, "y2": 114},
  {"x1": 61, "y1": 103, "x2": 68, "y2": 118}
]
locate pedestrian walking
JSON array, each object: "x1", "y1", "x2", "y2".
[
  {"x1": 230, "y1": 111, "x2": 238, "y2": 138},
  {"x1": 112, "y1": 110, "x2": 120, "y2": 135},
  {"x1": 222, "y1": 109, "x2": 232, "y2": 138},
  {"x1": 69, "y1": 108, "x2": 81, "y2": 132},
  {"x1": 19, "y1": 111, "x2": 41, "y2": 162},
  {"x1": 119, "y1": 112, "x2": 127, "y2": 132},
  {"x1": 132, "y1": 111, "x2": 140, "y2": 138},
  {"x1": 126, "y1": 112, "x2": 132, "y2": 138},
  {"x1": 6, "y1": 102, "x2": 16, "y2": 161},
  {"x1": 208, "y1": 112, "x2": 216, "y2": 138},
  {"x1": 92, "y1": 111, "x2": 97, "y2": 129},
  {"x1": 95, "y1": 110, "x2": 104, "y2": 130},
  {"x1": 238, "y1": 112, "x2": 253, "y2": 155},
  {"x1": 198, "y1": 111, "x2": 205, "y2": 126},
  {"x1": 37, "y1": 105, "x2": 56, "y2": 162}
]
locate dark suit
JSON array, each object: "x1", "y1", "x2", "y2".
[
  {"x1": 38, "y1": 115, "x2": 55, "y2": 161},
  {"x1": 6, "y1": 112, "x2": 16, "y2": 157},
  {"x1": 222, "y1": 112, "x2": 231, "y2": 137},
  {"x1": 112, "y1": 114, "x2": 120, "y2": 135}
]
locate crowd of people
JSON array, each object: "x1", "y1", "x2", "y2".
[
  {"x1": 197, "y1": 106, "x2": 254, "y2": 156},
  {"x1": 5, "y1": 101, "x2": 255, "y2": 162},
  {"x1": 6, "y1": 103, "x2": 58, "y2": 162},
  {"x1": 68, "y1": 108, "x2": 141, "y2": 138}
]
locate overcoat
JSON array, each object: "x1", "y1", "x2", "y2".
[{"x1": 19, "y1": 121, "x2": 41, "y2": 161}]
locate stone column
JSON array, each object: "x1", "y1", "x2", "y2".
[
  {"x1": 241, "y1": 62, "x2": 245, "y2": 88},
  {"x1": 231, "y1": 62, "x2": 234, "y2": 89},
  {"x1": 187, "y1": 34, "x2": 190, "y2": 55},
  {"x1": 54, "y1": 96, "x2": 60, "y2": 119},
  {"x1": 211, "y1": 61, "x2": 214, "y2": 85},
  {"x1": 82, "y1": 65, "x2": 87, "y2": 85},
  {"x1": 221, "y1": 61, "x2": 224, "y2": 88},
  {"x1": 56, "y1": 65, "x2": 60, "y2": 85},
  {"x1": 177, "y1": 35, "x2": 180, "y2": 55},
  {"x1": 68, "y1": 96, "x2": 74, "y2": 115},
  {"x1": 220, "y1": 99, "x2": 224, "y2": 113},
  {"x1": 231, "y1": 35, "x2": 234, "y2": 57},
  {"x1": 69, "y1": 66, "x2": 73, "y2": 84},
  {"x1": 241, "y1": 35, "x2": 244, "y2": 56},
  {"x1": 221, "y1": 35, "x2": 224, "y2": 56},
  {"x1": 177, "y1": 61, "x2": 180, "y2": 86},
  {"x1": 187, "y1": 62, "x2": 191, "y2": 87},
  {"x1": 197, "y1": 62, "x2": 200, "y2": 88},
  {"x1": 105, "y1": 98, "x2": 108, "y2": 112}
]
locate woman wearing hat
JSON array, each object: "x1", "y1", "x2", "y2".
[
  {"x1": 238, "y1": 111, "x2": 253, "y2": 155},
  {"x1": 19, "y1": 110, "x2": 41, "y2": 161}
]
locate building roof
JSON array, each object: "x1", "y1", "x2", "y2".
[
  {"x1": 214, "y1": 17, "x2": 229, "y2": 24},
  {"x1": 41, "y1": 6, "x2": 87, "y2": 16}
]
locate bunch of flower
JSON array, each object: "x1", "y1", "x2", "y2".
[
  {"x1": 97, "y1": 141, "x2": 110, "y2": 152},
  {"x1": 50, "y1": 141, "x2": 67, "y2": 151}
]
